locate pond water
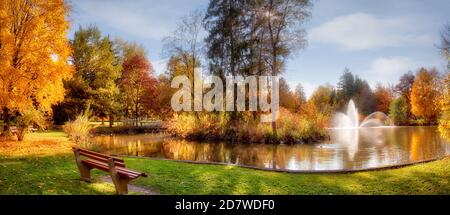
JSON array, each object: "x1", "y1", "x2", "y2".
[{"x1": 89, "y1": 126, "x2": 450, "y2": 171}]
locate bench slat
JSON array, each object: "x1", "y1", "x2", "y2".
[
  {"x1": 80, "y1": 153, "x2": 126, "y2": 168},
  {"x1": 74, "y1": 147, "x2": 124, "y2": 162},
  {"x1": 84, "y1": 158, "x2": 147, "y2": 177},
  {"x1": 82, "y1": 160, "x2": 141, "y2": 179}
]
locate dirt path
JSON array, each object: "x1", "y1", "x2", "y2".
[{"x1": 99, "y1": 176, "x2": 158, "y2": 195}]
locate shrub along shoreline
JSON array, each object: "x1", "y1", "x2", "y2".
[
  {"x1": 62, "y1": 107, "x2": 329, "y2": 144},
  {"x1": 92, "y1": 125, "x2": 165, "y2": 135},
  {"x1": 166, "y1": 109, "x2": 330, "y2": 144}
]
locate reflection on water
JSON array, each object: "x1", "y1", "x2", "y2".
[{"x1": 89, "y1": 126, "x2": 450, "y2": 171}]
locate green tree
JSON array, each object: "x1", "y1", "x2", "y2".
[
  {"x1": 336, "y1": 68, "x2": 375, "y2": 115},
  {"x1": 255, "y1": 0, "x2": 311, "y2": 133},
  {"x1": 337, "y1": 68, "x2": 355, "y2": 102},
  {"x1": 395, "y1": 71, "x2": 415, "y2": 118},
  {"x1": 389, "y1": 96, "x2": 408, "y2": 125},
  {"x1": 114, "y1": 38, "x2": 147, "y2": 64},
  {"x1": 54, "y1": 26, "x2": 121, "y2": 127},
  {"x1": 204, "y1": 0, "x2": 249, "y2": 126}
]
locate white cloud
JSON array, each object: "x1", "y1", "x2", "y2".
[
  {"x1": 365, "y1": 57, "x2": 417, "y2": 86},
  {"x1": 368, "y1": 57, "x2": 414, "y2": 75},
  {"x1": 73, "y1": 1, "x2": 185, "y2": 40},
  {"x1": 309, "y1": 13, "x2": 434, "y2": 51}
]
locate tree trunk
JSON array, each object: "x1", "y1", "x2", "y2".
[
  {"x1": 17, "y1": 127, "x2": 26, "y2": 141},
  {"x1": 2, "y1": 108, "x2": 10, "y2": 133},
  {"x1": 135, "y1": 102, "x2": 139, "y2": 127},
  {"x1": 109, "y1": 114, "x2": 114, "y2": 128},
  {"x1": 271, "y1": 55, "x2": 278, "y2": 135}
]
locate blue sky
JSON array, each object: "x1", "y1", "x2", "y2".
[{"x1": 69, "y1": 0, "x2": 450, "y2": 97}]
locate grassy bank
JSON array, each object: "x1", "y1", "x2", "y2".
[
  {"x1": 127, "y1": 157, "x2": 450, "y2": 195},
  {"x1": 0, "y1": 131, "x2": 449, "y2": 194}
]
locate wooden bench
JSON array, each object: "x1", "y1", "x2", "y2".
[
  {"x1": 72, "y1": 147, "x2": 147, "y2": 194},
  {"x1": 9, "y1": 126, "x2": 18, "y2": 135},
  {"x1": 29, "y1": 126, "x2": 38, "y2": 132}
]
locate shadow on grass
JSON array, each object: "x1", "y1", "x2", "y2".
[{"x1": 0, "y1": 155, "x2": 116, "y2": 195}]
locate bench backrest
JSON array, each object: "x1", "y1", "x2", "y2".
[{"x1": 73, "y1": 147, "x2": 126, "y2": 167}]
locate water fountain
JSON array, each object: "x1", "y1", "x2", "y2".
[
  {"x1": 330, "y1": 99, "x2": 394, "y2": 160},
  {"x1": 332, "y1": 99, "x2": 394, "y2": 129}
]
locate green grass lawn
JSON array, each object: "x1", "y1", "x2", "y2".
[{"x1": 0, "y1": 131, "x2": 449, "y2": 194}]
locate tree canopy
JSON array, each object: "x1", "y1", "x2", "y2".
[
  {"x1": 0, "y1": 0, "x2": 72, "y2": 131},
  {"x1": 410, "y1": 68, "x2": 442, "y2": 123}
]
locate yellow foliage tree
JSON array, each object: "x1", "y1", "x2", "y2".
[
  {"x1": 438, "y1": 72, "x2": 450, "y2": 139},
  {"x1": 410, "y1": 68, "x2": 441, "y2": 123},
  {"x1": 0, "y1": 0, "x2": 72, "y2": 132}
]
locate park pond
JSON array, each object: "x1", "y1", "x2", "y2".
[{"x1": 88, "y1": 126, "x2": 449, "y2": 171}]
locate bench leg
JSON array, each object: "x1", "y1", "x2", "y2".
[
  {"x1": 78, "y1": 165, "x2": 92, "y2": 182},
  {"x1": 107, "y1": 158, "x2": 130, "y2": 195},
  {"x1": 110, "y1": 176, "x2": 130, "y2": 195},
  {"x1": 73, "y1": 149, "x2": 92, "y2": 182}
]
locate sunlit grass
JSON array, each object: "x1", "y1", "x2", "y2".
[
  {"x1": 126, "y1": 157, "x2": 450, "y2": 195},
  {"x1": 0, "y1": 131, "x2": 73, "y2": 158}
]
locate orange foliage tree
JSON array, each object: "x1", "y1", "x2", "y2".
[
  {"x1": 120, "y1": 54, "x2": 157, "y2": 125},
  {"x1": 374, "y1": 84, "x2": 394, "y2": 114},
  {"x1": 0, "y1": 0, "x2": 72, "y2": 133},
  {"x1": 410, "y1": 68, "x2": 442, "y2": 123}
]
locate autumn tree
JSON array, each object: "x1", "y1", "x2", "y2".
[
  {"x1": 307, "y1": 84, "x2": 337, "y2": 115},
  {"x1": 438, "y1": 71, "x2": 450, "y2": 138},
  {"x1": 374, "y1": 84, "x2": 394, "y2": 114},
  {"x1": 293, "y1": 83, "x2": 307, "y2": 111},
  {"x1": 278, "y1": 78, "x2": 296, "y2": 111},
  {"x1": 0, "y1": 0, "x2": 72, "y2": 136},
  {"x1": 410, "y1": 68, "x2": 442, "y2": 123},
  {"x1": 152, "y1": 74, "x2": 174, "y2": 119},
  {"x1": 438, "y1": 25, "x2": 450, "y2": 139},
  {"x1": 120, "y1": 54, "x2": 157, "y2": 125}
]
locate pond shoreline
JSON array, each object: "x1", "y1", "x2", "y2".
[
  {"x1": 118, "y1": 154, "x2": 450, "y2": 174},
  {"x1": 92, "y1": 128, "x2": 329, "y2": 145}
]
